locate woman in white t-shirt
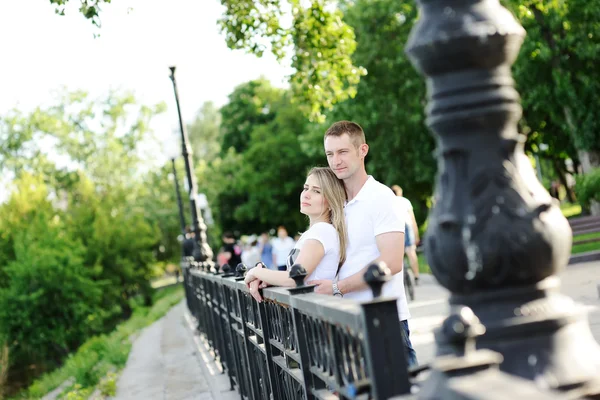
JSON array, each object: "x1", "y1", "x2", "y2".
[{"x1": 244, "y1": 167, "x2": 348, "y2": 302}]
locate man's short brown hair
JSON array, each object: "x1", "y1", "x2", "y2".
[{"x1": 324, "y1": 121, "x2": 366, "y2": 147}]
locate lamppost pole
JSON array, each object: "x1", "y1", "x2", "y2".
[
  {"x1": 168, "y1": 66, "x2": 214, "y2": 271},
  {"x1": 171, "y1": 157, "x2": 187, "y2": 237}
]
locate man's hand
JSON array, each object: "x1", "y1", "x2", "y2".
[{"x1": 307, "y1": 279, "x2": 333, "y2": 295}]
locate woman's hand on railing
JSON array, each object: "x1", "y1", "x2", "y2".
[
  {"x1": 244, "y1": 266, "x2": 259, "y2": 285},
  {"x1": 245, "y1": 263, "x2": 265, "y2": 302},
  {"x1": 248, "y1": 279, "x2": 264, "y2": 302}
]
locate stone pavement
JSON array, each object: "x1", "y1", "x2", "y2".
[
  {"x1": 112, "y1": 301, "x2": 238, "y2": 400},
  {"x1": 114, "y1": 261, "x2": 600, "y2": 399},
  {"x1": 409, "y1": 260, "x2": 600, "y2": 365}
]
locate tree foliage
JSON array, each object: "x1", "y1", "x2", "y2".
[
  {"x1": 506, "y1": 0, "x2": 600, "y2": 168},
  {"x1": 48, "y1": 0, "x2": 111, "y2": 26},
  {"x1": 0, "y1": 175, "x2": 103, "y2": 376},
  {"x1": 205, "y1": 80, "x2": 321, "y2": 236},
  {"x1": 0, "y1": 90, "x2": 175, "y2": 390},
  {"x1": 323, "y1": 0, "x2": 435, "y2": 223},
  {"x1": 219, "y1": 0, "x2": 366, "y2": 122},
  {"x1": 219, "y1": 79, "x2": 283, "y2": 155},
  {"x1": 187, "y1": 102, "x2": 222, "y2": 163}
]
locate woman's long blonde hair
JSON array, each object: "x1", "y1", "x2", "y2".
[{"x1": 307, "y1": 167, "x2": 348, "y2": 269}]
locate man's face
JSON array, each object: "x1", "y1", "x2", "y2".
[{"x1": 324, "y1": 133, "x2": 367, "y2": 180}]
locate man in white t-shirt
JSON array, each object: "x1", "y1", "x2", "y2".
[
  {"x1": 307, "y1": 120, "x2": 417, "y2": 367},
  {"x1": 271, "y1": 226, "x2": 296, "y2": 271}
]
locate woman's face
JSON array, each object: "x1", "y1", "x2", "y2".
[{"x1": 300, "y1": 174, "x2": 328, "y2": 218}]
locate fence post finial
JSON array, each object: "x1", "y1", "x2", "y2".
[
  {"x1": 235, "y1": 263, "x2": 247, "y2": 278},
  {"x1": 289, "y1": 264, "x2": 307, "y2": 288},
  {"x1": 363, "y1": 262, "x2": 391, "y2": 298}
]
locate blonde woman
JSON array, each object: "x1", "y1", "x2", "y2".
[{"x1": 245, "y1": 167, "x2": 348, "y2": 302}]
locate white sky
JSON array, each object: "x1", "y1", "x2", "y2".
[
  {"x1": 0, "y1": 0, "x2": 291, "y2": 138},
  {"x1": 0, "y1": 0, "x2": 292, "y2": 201}
]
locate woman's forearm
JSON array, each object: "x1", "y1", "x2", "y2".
[{"x1": 254, "y1": 268, "x2": 295, "y2": 287}]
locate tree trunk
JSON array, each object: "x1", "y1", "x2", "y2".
[{"x1": 577, "y1": 149, "x2": 600, "y2": 173}]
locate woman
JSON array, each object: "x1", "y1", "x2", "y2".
[{"x1": 245, "y1": 167, "x2": 348, "y2": 302}]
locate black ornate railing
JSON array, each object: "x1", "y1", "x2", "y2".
[{"x1": 182, "y1": 261, "x2": 412, "y2": 400}]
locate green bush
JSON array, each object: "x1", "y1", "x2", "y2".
[
  {"x1": 0, "y1": 177, "x2": 105, "y2": 381},
  {"x1": 575, "y1": 168, "x2": 600, "y2": 210},
  {"x1": 22, "y1": 286, "x2": 183, "y2": 399},
  {"x1": 98, "y1": 372, "x2": 118, "y2": 396},
  {"x1": 62, "y1": 384, "x2": 92, "y2": 400}
]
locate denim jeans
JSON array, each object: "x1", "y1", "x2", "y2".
[{"x1": 401, "y1": 319, "x2": 418, "y2": 368}]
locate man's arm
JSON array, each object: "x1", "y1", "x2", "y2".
[{"x1": 336, "y1": 231, "x2": 405, "y2": 295}]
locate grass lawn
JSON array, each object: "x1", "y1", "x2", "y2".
[
  {"x1": 572, "y1": 231, "x2": 600, "y2": 254},
  {"x1": 12, "y1": 285, "x2": 184, "y2": 400}
]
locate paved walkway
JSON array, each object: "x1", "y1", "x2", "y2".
[
  {"x1": 409, "y1": 260, "x2": 600, "y2": 365},
  {"x1": 114, "y1": 261, "x2": 600, "y2": 399},
  {"x1": 113, "y1": 301, "x2": 237, "y2": 400}
]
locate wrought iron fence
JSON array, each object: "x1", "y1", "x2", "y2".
[{"x1": 182, "y1": 260, "x2": 412, "y2": 400}]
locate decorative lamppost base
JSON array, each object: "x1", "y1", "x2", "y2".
[{"x1": 451, "y1": 278, "x2": 600, "y2": 392}]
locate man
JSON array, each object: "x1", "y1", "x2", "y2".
[
  {"x1": 391, "y1": 185, "x2": 421, "y2": 284},
  {"x1": 307, "y1": 120, "x2": 417, "y2": 367},
  {"x1": 271, "y1": 226, "x2": 296, "y2": 271}
]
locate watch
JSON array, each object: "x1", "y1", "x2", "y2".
[{"x1": 332, "y1": 281, "x2": 343, "y2": 297}]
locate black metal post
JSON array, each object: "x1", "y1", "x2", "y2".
[
  {"x1": 362, "y1": 264, "x2": 411, "y2": 398},
  {"x1": 171, "y1": 157, "x2": 187, "y2": 238},
  {"x1": 405, "y1": 0, "x2": 600, "y2": 397},
  {"x1": 169, "y1": 66, "x2": 214, "y2": 271}
]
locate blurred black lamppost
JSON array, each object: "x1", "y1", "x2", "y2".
[
  {"x1": 404, "y1": 0, "x2": 600, "y2": 397},
  {"x1": 170, "y1": 157, "x2": 187, "y2": 239},
  {"x1": 169, "y1": 66, "x2": 214, "y2": 272}
]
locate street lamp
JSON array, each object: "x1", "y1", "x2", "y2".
[
  {"x1": 169, "y1": 66, "x2": 215, "y2": 272},
  {"x1": 163, "y1": 131, "x2": 187, "y2": 242},
  {"x1": 405, "y1": 0, "x2": 600, "y2": 397}
]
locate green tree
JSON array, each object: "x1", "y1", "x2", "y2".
[
  {"x1": 201, "y1": 148, "x2": 247, "y2": 237},
  {"x1": 235, "y1": 92, "x2": 321, "y2": 234},
  {"x1": 138, "y1": 161, "x2": 188, "y2": 264},
  {"x1": 506, "y1": 0, "x2": 600, "y2": 172},
  {"x1": 219, "y1": 0, "x2": 365, "y2": 121},
  {"x1": 219, "y1": 78, "x2": 284, "y2": 155},
  {"x1": 48, "y1": 0, "x2": 110, "y2": 26},
  {"x1": 187, "y1": 102, "x2": 222, "y2": 163},
  {"x1": 0, "y1": 89, "x2": 167, "y2": 322},
  {"x1": 324, "y1": 0, "x2": 436, "y2": 223},
  {"x1": 65, "y1": 174, "x2": 158, "y2": 319},
  {"x1": 205, "y1": 80, "x2": 320, "y2": 236},
  {"x1": 0, "y1": 174, "x2": 104, "y2": 383}
]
